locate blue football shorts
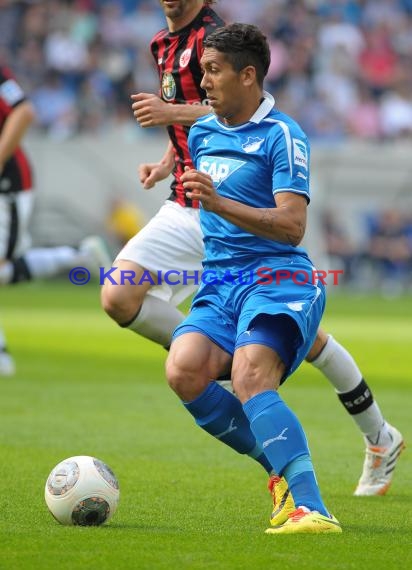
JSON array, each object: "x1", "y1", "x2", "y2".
[{"x1": 173, "y1": 256, "x2": 326, "y2": 382}]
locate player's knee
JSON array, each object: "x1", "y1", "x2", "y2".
[
  {"x1": 231, "y1": 358, "x2": 261, "y2": 401},
  {"x1": 166, "y1": 351, "x2": 207, "y2": 399},
  {"x1": 166, "y1": 354, "x2": 193, "y2": 392},
  {"x1": 100, "y1": 284, "x2": 143, "y2": 324},
  {"x1": 232, "y1": 352, "x2": 283, "y2": 402}
]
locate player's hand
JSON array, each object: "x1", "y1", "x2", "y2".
[
  {"x1": 139, "y1": 162, "x2": 172, "y2": 189},
  {"x1": 131, "y1": 93, "x2": 173, "y2": 127},
  {"x1": 181, "y1": 167, "x2": 220, "y2": 211}
]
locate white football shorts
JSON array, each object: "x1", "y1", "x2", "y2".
[
  {"x1": 115, "y1": 200, "x2": 204, "y2": 306},
  {"x1": 0, "y1": 190, "x2": 33, "y2": 260}
]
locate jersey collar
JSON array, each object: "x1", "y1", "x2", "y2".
[{"x1": 249, "y1": 91, "x2": 275, "y2": 124}]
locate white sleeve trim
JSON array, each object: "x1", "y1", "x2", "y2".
[
  {"x1": 265, "y1": 119, "x2": 293, "y2": 177},
  {"x1": 273, "y1": 188, "x2": 310, "y2": 200}
]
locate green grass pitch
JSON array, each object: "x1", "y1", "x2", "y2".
[{"x1": 0, "y1": 281, "x2": 411, "y2": 570}]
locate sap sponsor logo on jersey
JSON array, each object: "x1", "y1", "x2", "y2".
[
  {"x1": 242, "y1": 137, "x2": 265, "y2": 153},
  {"x1": 199, "y1": 157, "x2": 246, "y2": 186},
  {"x1": 293, "y1": 138, "x2": 308, "y2": 170}
]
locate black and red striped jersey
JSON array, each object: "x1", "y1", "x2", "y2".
[
  {"x1": 0, "y1": 66, "x2": 33, "y2": 193},
  {"x1": 150, "y1": 5, "x2": 224, "y2": 208}
]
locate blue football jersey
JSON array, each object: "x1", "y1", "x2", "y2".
[{"x1": 188, "y1": 93, "x2": 311, "y2": 266}]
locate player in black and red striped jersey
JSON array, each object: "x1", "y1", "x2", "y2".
[
  {"x1": 101, "y1": 0, "x2": 403, "y2": 500},
  {"x1": 146, "y1": 1, "x2": 224, "y2": 209},
  {"x1": 101, "y1": 1, "x2": 222, "y2": 344},
  {"x1": 0, "y1": 66, "x2": 110, "y2": 376}
]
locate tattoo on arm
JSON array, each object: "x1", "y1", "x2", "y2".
[
  {"x1": 259, "y1": 209, "x2": 304, "y2": 245},
  {"x1": 259, "y1": 209, "x2": 275, "y2": 230}
]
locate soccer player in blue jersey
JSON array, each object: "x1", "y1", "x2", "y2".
[
  {"x1": 166, "y1": 23, "x2": 343, "y2": 534},
  {"x1": 116, "y1": 0, "x2": 404, "y2": 501}
]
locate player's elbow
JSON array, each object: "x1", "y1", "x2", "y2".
[
  {"x1": 19, "y1": 101, "x2": 36, "y2": 126},
  {"x1": 25, "y1": 102, "x2": 37, "y2": 125},
  {"x1": 286, "y1": 219, "x2": 305, "y2": 247},
  {"x1": 274, "y1": 200, "x2": 307, "y2": 246}
]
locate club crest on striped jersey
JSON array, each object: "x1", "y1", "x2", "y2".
[
  {"x1": 293, "y1": 138, "x2": 308, "y2": 170},
  {"x1": 179, "y1": 48, "x2": 192, "y2": 68},
  {"x1": 161, "y1": 72, "x2": 176, "y2": 101},
  {"x1": 199, "y1": 156, "x2": 246, "y2": 187},
  {"x1": 242, "y1": 137, "x2": 265, "y2": 153}
]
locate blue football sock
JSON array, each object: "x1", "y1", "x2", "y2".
[
  {"x1": 283, "y1": 456, "x2": 329, "y2": 516},
  {"x1": 243, "y1": 390, "x2": 328, "y2": 515},
  {"x1": 184, "y1": 382, "x2": 272, "y2": 473}
]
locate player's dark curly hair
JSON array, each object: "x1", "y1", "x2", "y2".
[{"x1": 203, "y1": 23, "x2": 270, "y2": 87}]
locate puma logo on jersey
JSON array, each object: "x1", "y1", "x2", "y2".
[
  {"x1": 199, "y1": 156, "x2": 246, "y2": 186},
  {"x1": 203, "y1": 135, "x2": 214, "y2": 146}
]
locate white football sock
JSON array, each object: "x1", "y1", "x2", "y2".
[
  {"x1": 310, "y1": 335, "x2": 361, "y2": 391},
  {"x1": 125, "y1": 294, "x2": 185, "y2": 347},
  {"x1": 311, "y1": 335, "x2": 391, "y2": 447},
  {"x1": 0, "y1": 247, "x2": 83, "y2": 284}
]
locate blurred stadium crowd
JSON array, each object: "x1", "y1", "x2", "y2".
[
  {"x1": 322, "y1": 208, "x2": 412, "y2": 294},
  {"x1": 1, "y1": 0, "x2": 412, "y2": 141}
]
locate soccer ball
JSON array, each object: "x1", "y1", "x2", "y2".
[{"x1": 45, "y1": 455, "x2": 120, "y2": 526}]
